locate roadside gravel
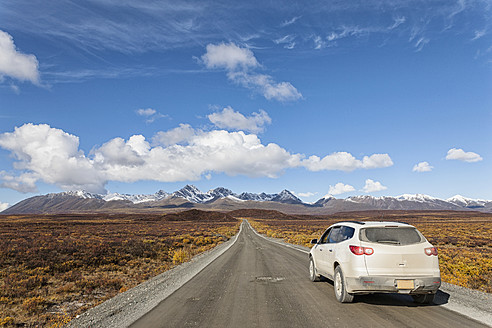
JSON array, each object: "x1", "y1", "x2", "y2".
[
  {"x1": 437, "y1": 282, "x2": 492, "y2": 327},
  {"x1": 67, "y1": 222, "x2": 244, "y2": 328}
]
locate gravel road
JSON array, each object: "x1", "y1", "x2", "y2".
[{"x1": 68, "y1": 220, "x2": 491, "y2": 327}]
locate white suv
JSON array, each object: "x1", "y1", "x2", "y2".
[{"x1": 309, "y1": 221, "x2": 441, "y2": 303}]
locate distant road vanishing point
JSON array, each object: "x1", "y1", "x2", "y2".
[{"x1": 130, "y1": 221, "x2": 487, "y2": 328}]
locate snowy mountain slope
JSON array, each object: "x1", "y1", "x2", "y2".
[
  {"x1": 103, "y1": 190, "x2": 170, "y2": 204},
  {"x1": 446, "y1": 195, "x2": 489, "y2": 209}
]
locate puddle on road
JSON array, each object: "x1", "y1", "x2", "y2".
[{"x1": 254, "y1": 276, "x2": 285, "y2": 283}]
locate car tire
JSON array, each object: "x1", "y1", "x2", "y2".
[
  {"x1": 334, "y1": 266, "x2": 354, "y2": 303},
  {"x1": 411, "y1": 293, "x2": 435, "y2": 304},
  {"x1": 309, "y1": 257, "x2": 320, "y2": 282}
]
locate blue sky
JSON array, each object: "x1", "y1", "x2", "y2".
[{"x1": 0, "y1": 0, "x2": 491, "y2": 208}]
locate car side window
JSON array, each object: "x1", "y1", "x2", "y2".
[
  {"x1": 340, "y1": 226, "x2": 355, "y2": 241},
  {"x1": 326, "y1": 226, "x2": 354, "y2": 243},
  {"x1": 319, "y1": 228, "x2": 332, "y2": 244},
  {"x1": 328, "y1": 226, "x2": 342, "y2": 243}
]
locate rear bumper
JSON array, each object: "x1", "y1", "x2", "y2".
[{"x1": 346, "y1": 276, "x2": 441, "y2": 294}]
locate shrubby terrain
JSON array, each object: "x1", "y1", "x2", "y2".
[
  {"x1": 0, "y1": 209, "x2": 490, "y2": 327},
  {"x1": 0, "y1": 210, "x2": 239, "y2": 327}
]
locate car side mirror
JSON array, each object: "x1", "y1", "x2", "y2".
[{"x1": 310, "y1": 239, "x2": 318, "y2": 244}]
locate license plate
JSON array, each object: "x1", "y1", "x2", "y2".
[{"x1": 396, "y1": 280, "x2": 414, "y2": 289}]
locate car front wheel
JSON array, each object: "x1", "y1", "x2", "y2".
[
  {"x1": 309, "y1": 257, "x2": 320, "y2": 282},
  {"x1": 334, "y1": 266, "x2": 354, "y2": 303}
]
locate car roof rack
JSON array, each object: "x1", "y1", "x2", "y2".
[
  {"x1": 375, "y1": 221, "x2": 410, "y2": 225},
  {"x1": 344, "y1": 221, "x2": 366, "y2": 225}
]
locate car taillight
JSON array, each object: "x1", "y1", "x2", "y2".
[
  {"x1": 424, "y1": 247, "x2": 438, "y2": 256},
  {"x1": 349, "y1": 245, "x2": 374, "y2": 256}
]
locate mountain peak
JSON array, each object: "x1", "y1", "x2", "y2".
[
  {"x1": 447, "y1": 195, "x2": 472, "y2": 202},
  {"x1": 322, "y1": 193, "x2": 335, "y2": 200},
  {"x1": 278, "y1": 189, "x2": 294, "y2": 196},
  {"x1": 181, "y1": 184, "x2": 200, "y2": 192},
  {"x1": 271, "y1": 189, "x2": 303, "y2": 204},
  {"x1": 209, "y1": 187, "x2": 234, "y2": 197},
  {"x1": 446, "y1": 194, "x2": 488, "y2": 208},
  {"x1": 313, "y1": 194, "x2": 336, "y2": 207},
  {"x1": 172, "y1": 185, "x2": 206, "y2": 202}
]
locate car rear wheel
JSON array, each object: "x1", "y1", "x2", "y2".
[
  {"x1": 309, "y1": 257, "x2": 320, "y2": 282},
  {"x1": 334, "y1": 266, "x2": 354, "y2": 303},
  {"x1": 411, "y1": 293, "x2": 435, "y2": 304}
]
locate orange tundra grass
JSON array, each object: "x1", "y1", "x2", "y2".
[{"x1": 0, "y1": 213, "x2": 240, "y2": 327}]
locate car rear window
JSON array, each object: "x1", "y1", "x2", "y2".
[{"x1": 359, "y1": 227, "x2": 424, "y2": 245}]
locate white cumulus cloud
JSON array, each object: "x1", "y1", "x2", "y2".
[
  {"x1": 152, "y1": 123, "x2": 197, "y2": 146},
  {"x1": 263, "y1": 81, "x2": 302, "y2": 101},
  {"x1": 302, "y1": 152, "x2": 393, "y2": 172},
  {"x1": 201, "y1": 42, "x2": 259, "y2": 70},
  {"x1": 0, "y1": 202, "x2": 9, "y2": 212},
  {"x1": 362, "y1": 153, "x2": 394, "y2": 169},
  {"x1": 136, "y1": 108, "x2": 156, "y2": 116},
  {"x1": 208, "y1": 107, "x2": 271, "y2": 133},
  {"x1": 328, "y1": 183, "x2": 355, "y2": 195},
  {"x1": 0, "y1": 171, "x2": 38, "y2": 193},
  {"x1": 361, "y1": 179, "x2": 387, "y2": 193},
  {"x1": 413, "y1": 161, "x2": 433, "y2": 172},
  {"x1": 227, "y1": 71, "x2": 302, "y2": 102},
  {"x1": 0, "y1": 123, "x2": 395, "y2": 193},
  {"x1": 0, "y1": 124, "x2": 104, "y2": 193},
  {"x1": 201, "y1": 42, "x2": 302, "y2": 102},
  {"x1": 296, "y1": 191, "x2": 317, "y2": 198},
  {"x1": 93, "y1": 136, "x2": 147, "y2": 167},
  {"x1": 0, "y1": 30, "x2": 40, "y2": 85},
  {"x1": 135, "y1": 108, "x2": 166, "y2": 123},
  {"x1": 0, "y1": 123, "x2": 300, "y2": 193},
  {"x1": 446, "y1": 148, "x2": 483, "y2": 163}
]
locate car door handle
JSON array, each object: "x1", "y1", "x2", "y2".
[
  {"x1": 319, "y1": 249, "x2": 322, "y2": 251},
  {"x1": 329, "y1": 249, "x2": 333, "y2": 252}
]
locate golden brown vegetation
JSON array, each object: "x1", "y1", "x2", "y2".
[
  {"x1": 0, "y1": 212, "x2": 240, "y2": 327},
  {"x1": 249, "y1": 211, "x2": 491, "y2": 293}
]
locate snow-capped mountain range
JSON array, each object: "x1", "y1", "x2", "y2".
[
  {"x1": 60, "y1": 185, "x2": 304, "y2": 205},
  {"x1": 2, "y1": 185, "x2": 491, "y2": 214},
  {"x1": 41, "y1": 186, "x2": 492, "y2": 210},
  {"x1": 314, "y1": 193, "x2": 492, "y2": 211}
]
